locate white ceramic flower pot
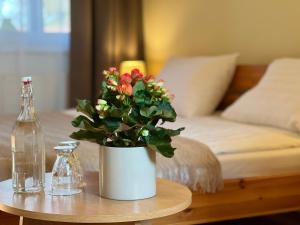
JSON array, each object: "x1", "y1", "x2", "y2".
[{"x1": 99, "y1": 146, "x2": 156, "y2": 200}]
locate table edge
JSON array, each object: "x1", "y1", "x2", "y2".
[{"x1": 0, "y1": 179, "x2": 192, "y2": 223}]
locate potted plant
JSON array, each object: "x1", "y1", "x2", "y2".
[{"x1": 70, "y1": 67, "x2": 184, "y2": 200}]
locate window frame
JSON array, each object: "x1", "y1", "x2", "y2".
[{"x1": 0, "y1": 0, "x2": 70, "y2": 52}]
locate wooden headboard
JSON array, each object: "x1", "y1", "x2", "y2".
[{"x1": 217, "y1": 65, "x2": 267, "y2": 110}]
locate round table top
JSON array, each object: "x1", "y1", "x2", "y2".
[{"x1": 0, "y1": 172, "x2": 192, "y2": 223}]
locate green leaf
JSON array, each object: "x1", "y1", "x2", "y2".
[
  {"x1": 76, "y1": 99, "x2": 96, "y2": 118},
  {"x1": 133, "y1": 83, "x2": 146, "y2": 105},
  {"x1": 133, "y1": 80, "x2": 145, "y2": 96},
  {"x1": 154, "y1": 127, "x2": 185, "y2": 137},
  {"x1": 134, "y1": 95, "x2": 145, "y2": 105},
  {"x1": 72, "y1": 115, "x2": 104, "y2": 132},
  {"x1": 120, "y1": 138, "x2": 133, "y2": 146},
  {"x1": 122, "y1": 107, "x2": 139, "y2": 125},
  {"x1": 140, "y1": 106, "x2": 158, "y2": 118},
  {"x1": 72, "y1": 115, "x2": 91, "y2": 127},
  {"x1": 145, "y1": 133, "x2": 173, "y2": 157},
  {"x1": 156, "y1": 101, "x2": 177, "y2": 122},
  {"x1": 70, "y1": 130, "x2": 106, "y2": 145},
  {"x1": 100, "y1": 81, "x2": 110, "y2": 99},
  {"x1": 103, "y1": 118, "x2": 121, "y2": 132},
  {"x1": 148, "y1": 143, "x2": 175, "y2": 158},
  {"x1": 108, "y1": 105, "x2": 123, "y2": 118}
]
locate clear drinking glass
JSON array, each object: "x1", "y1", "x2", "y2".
[
  {"x1": 50, "y1": 145, "x2": 82, "y2": 196},
  {"x1": 11, "y1": 76, "x2": 45, "y2": 193},
  {"x1": 58, "y1": 140, "x2": 85, "y2": 187}
]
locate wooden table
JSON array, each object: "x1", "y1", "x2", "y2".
[{"x1": 0, "y1": 172, "x2": 191, "y2": 225}]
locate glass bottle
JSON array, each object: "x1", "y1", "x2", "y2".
[
  {"x1": 11, "y1": 76, "x2": 45, "y2": 193},
  {"x1": 50, "y1": 145, "x2": 82, "y2": 196}
]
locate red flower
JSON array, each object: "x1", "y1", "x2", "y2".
[
  {"x1": 131, "y1": 68, "x2": 144, "y2": 80},
  {"x1": 120, "y1": 73, "x2": 132, "y2": 84},
  {"x1": 116, "y1": 83, "x2": 133, "y2": 96}
]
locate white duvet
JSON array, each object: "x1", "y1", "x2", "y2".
[
  {"x1": 163, "y1": 115, "x2": 300, "y2": 182},
  {"x1": 166, "y1": 115, "x2": 300, "y2": 155},
  {"x1": 2, "y1": 111, "x2": 300, "y2": 192},
  {"x1": 64, "y1": 110, "x2": 300, "y2": 190}
]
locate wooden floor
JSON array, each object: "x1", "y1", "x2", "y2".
[
  {"x1": 1, "y1": 211, "x2": 300, "y2": 225},
  {"x1": 209, "y1": 212, "x2": 300, "y2": 225}
]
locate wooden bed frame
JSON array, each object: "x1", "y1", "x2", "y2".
[
  {"x1": 1, "y1": 65, "x2": 300, "y2": 225},
  {"x1": 217, "y1": 65, "x2": 267, "y2": 110},
  {"x1": 153, "y1": 65, "x2": 300, "y2": 225},
  {"x1": 151, "y1": 65, "x2": 300, "y2": 225}
]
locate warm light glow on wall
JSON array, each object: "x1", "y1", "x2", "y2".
[
  {"x1": 143, "y1": 0, "x2": 300, "y2": 74},
  {"x1": 120, "y1": 60, "x2": 147, "y2": 74}
]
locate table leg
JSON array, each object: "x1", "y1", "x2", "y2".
[{"x1": 19, "y1": 216, "x2": 23, "y2": 225}]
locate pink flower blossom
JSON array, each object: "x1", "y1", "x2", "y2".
[
  {"x1": 131, "y1": 68, "x2": 144, "y2": 80},
  {"x1": 120, "y1": 73, "x2": 132, "y2": 84},
  {"x1": 108, "y1": 67, "x2": 118, "y2": 73},
  {"x1": 117, "y1": 83, "x2": 133, "y2": 96}
]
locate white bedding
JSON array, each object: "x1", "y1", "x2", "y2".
[
  {"x1": 165, "y1": 115, "x2": 300, "y2": 155},
  {"x1": 64, "y1": 110, "x2": 300, "y2": 180},
  {"x1": 1, "y1": 110, "x2": 300, "y2": 183},
  {"x1": 164, "y1": 115, "x2": 300, "y2": 179}
]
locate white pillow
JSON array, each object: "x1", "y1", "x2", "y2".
[
  {"x1": 222, "y1": 58, "x2": 300, "y2": 132},
  {"x1": 158, "y1": 54, "x2": 238, "y2": 117}
]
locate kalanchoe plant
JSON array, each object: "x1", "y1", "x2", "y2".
[{"x1": 70, "y1": 67, "x2": 184, "y2": 158}]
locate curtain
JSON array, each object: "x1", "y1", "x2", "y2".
[{"x1": 69, "y1": 0, "x2": 144, "y2": 106}]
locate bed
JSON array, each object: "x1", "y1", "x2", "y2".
[{"x1": 0, "y1": 65, "x2": 300, "y2": 224}]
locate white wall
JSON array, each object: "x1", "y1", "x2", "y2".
[
  {"x1": 143, "y1": 0, "x2": 300, "y2": 74},
  {"x1": 0, "y1": 51, "x2": 68, "y2": 114}
]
